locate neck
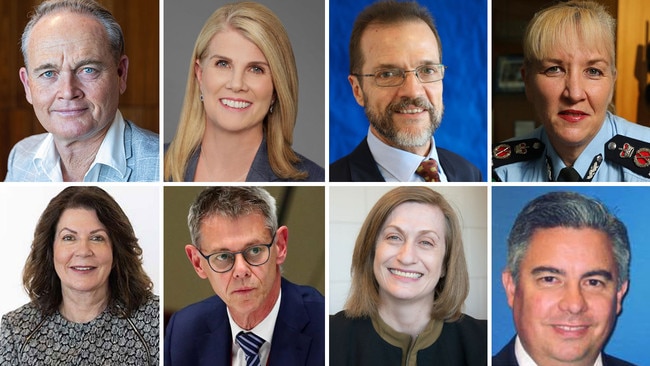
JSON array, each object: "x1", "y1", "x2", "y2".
[
  {"x1": 53, "y1": 127, "x2": 109, "y2": 182},
  {"x1": 194, "y1": 124, "x2": 263, "y2": 182},
  {"x1": 377, "y1": 295, "x2": 433, "y2": 338},
  {"x1": 59, "y1": 287, "x2": 110, "y2": 323},
  {"x1": 230, "y1": 273, "x2": 281, "y2": 330}
]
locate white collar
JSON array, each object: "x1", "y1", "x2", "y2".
[
  {"x1": 366, "y1": 127, "x2": 446, "y2": 182},
  {"x1": 32, "y1": 111, "x2": 127, "y2": 182},
  {"x1": 229, "y1": 289, "x2": 282, "y2": 366},
  {"x1": 514, "y1": 335, "x2": 603, "y2": 366}
]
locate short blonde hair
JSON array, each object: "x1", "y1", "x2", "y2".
[
  {"x1": 344, "y1": 187, "x2": 469, "y2": 321},
  {"x1": 523, "y1": 0, "x2": 616, "y2": 73},
  {"x1": 164, "y1": 1, "x2": 307, "y2": 181}
]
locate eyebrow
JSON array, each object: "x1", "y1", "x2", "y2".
[
  {"x1": 208, "y1": 54, "x2": 269, "y2": 67},
  {"x1": 373, "y1": 60, "x2": 440, "y2": 70},
  {"x1": 530, "y1": 266, "x2": 614, "y2": 281},
  {"x1": 59, "y1": 227, "x2": 108, "y2": 235},
  {"x1": 542, "y1": 57, "x2": 610, "y2": 66}
]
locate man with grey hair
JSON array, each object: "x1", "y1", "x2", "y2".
[
  {"x1": 165, "y1": 186, "x2": 325, "y2": 365},
  {"x1": 494, "y1": 191, "x2": 633, "y2": 366},
  {"x1": 5, "y1": 0, "x2": 159, "y2": 182}
]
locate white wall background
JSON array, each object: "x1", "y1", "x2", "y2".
[
  {"x1": 329, "y1": 186, "x2": 487, "y2": 320},
  {"x1": 0, "y1": 184, "x2": 160, "y2": 316}
]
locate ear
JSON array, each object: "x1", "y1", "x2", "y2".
[
  {"x1": 615, "y1": 280, "x2": 629, "y2": 315},
  {"x1": 502, "y1": 270, "x2": 516, "y2": 308},
  {"x1": 521, "y1": 66, "x2": 532, "y2": 103},
  {"x1": 348, "y1": 75, "x2": 365, "y2": 107},
  {"x1": 274, "y1": 226, "x2": 288, "y2": 265},
  {"x1": 19, "y1": 67, "x2": 33, "y2": 104},
  {"x1": 195, "y1": 59, "x2": 203, "y2": 90},
  {"x1": 117, "y1": 55, "x2": 129, "y2": 94},
  {"x1": 185, "y1": 244, "x2": 208, "y2": 279}
]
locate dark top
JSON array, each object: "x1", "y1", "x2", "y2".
[
  {"x1": 165, "y1": 278, "x2": 325, "y2": 366},
  {"x1": 493, "y1": 337, "x2": 636, "y2": 366},
  {"x1": 330, "y1": 311, "x2": 487, "y2": 366},
  {"x1": 329, "y1": 138, "x2": 482, "y2": 182}
]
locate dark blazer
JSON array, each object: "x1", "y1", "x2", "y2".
[
  {"x1": 493, "y1": 337, "x2": 636, "y2": 366},
  {"x1": 329, "y1": 139, "x2": 482, "y2": 182},
  {"x1": 170, "y1": 138, "x2": 324, "y2": 182},
  {"x1": 164, "y1": 278, "x2": 325, "y2": 366}
]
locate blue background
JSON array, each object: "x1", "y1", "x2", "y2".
[
  {"x1": 492, "y1": 186, "x2": 650, "y2": 364},
  {"x1": 328, "y1": 0, "x2": 488, "y2": 180}
]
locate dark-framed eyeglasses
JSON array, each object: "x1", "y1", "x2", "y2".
[
  {"x1": 352, "y1": 64, "x2": 446, "y2": 87},
  {"x1": 198, "y1": 232, "x2": 276, "y2": 273}
]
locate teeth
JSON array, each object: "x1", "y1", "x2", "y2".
[
  {"x1": 398, "y1": 108, "x2": 424, "y2": 114},
  {"x1": 72, "y1": 267, "x2": 93, "y2": 271},
  {"x1": 389, "y1": 269, "x2": 422, "y2": 279},
  {"x1": 557, "y1": 325, "x2": 585, "y2": 331},
  {"x1": 221, "y1": 99, "x2": 251, "y2": 109}
]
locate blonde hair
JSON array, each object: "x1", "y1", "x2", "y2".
[
  {"x1": 164, "y1": 1, "x2": 307, "y2": 181},
  {"x1": 523, "y1": 0, "x2": 616, "y2": 74},
  {"x1": 344, "y1": 187, "x2": 469, "y2": 321}
]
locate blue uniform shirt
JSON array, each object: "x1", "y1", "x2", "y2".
[{"x1": 493, "y1": 112, "x2": 650, "y2": 182}]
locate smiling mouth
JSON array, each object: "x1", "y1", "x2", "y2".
[
  {"x1": 220, "y1": 99, "x2": 251, "y2": 109},
  {"x1": 71, "y1": 266, "x2": 96, "y2": 271},
  {"x1": 395, "y1": 108, "x2": 425, "y2": 114},
  {"x1": 389, "y1": 268, "x2": 423, "y2": 279}
]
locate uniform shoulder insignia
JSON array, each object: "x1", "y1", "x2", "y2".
[
  {"x1": 492, "y1": 138, "x2": 545, "y2": 168},
  {"x1": 605, "y1": 134, "x2": 650, "y2": 178}
]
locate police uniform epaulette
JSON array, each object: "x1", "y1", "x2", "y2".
[
  {"x1": 605, "y1": 134, "x2": 650, "y2": 178},
  {"x1": 492, "y1": 138, "x2": 545, "y2": 168}
]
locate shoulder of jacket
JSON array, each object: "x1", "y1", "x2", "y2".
[
  {"x1": 604, "y1": 134, "x2": 650, "y2": 179},
  {"x1": 492, "y1": 138, "x2": 545, "y2": 168}
]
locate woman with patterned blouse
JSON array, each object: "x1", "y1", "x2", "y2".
[{"x1": 0, "y1": 186, "x2": 159, "y2": 365}]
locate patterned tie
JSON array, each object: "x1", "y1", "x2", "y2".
[
  {"x1": 415, "y1": 158, "x2": 441, "y2": 182},
  {"x1": 236, "y1": 331, "x2": 265, "y2": 366}
]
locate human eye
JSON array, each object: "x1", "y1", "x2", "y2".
[
  {"x1": 418, "y1": 65, "x2": 439, "y2": 75},
  {"x1": 249, "y1": 65, "x2": 266, "y2": 74},
  {"x1": 585, "y1": 67, "x2": 604, "y2": 79},
  {"x1": 61, "y1": 234, "x2": 75, "y2": 242},
  {"x1": 39, "y1": 70, "x2": 56, "y2": 79},
  {"x1": 90, "y1": 235, "x2": 105, "y2": 242},
  {"x1": 246, "y1": 245, "x2": 265, "y2": 257},
  {"x1": 215, "y1": 60, "x2": 230, "y2": 68},
  {"x1": 213, "y1": 252, "x2": 232, "y2": 262},
  {"x1": 542, "y1": 66, "x2": 564, "y2": 77},
  {"x1": 537, "y1": 275, "x2": 560, "y2": 286},
  {"x1": 376, "y1": 69, "x2": 401, "y2": 80}
]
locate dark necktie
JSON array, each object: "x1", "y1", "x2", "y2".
[
  {"x1": 415, "y1": 158, "x2": 441, "y2": 182},
  {"x1": 236, "y1": 331, "x2": 265, "y2": 366},
  {"x1": 557, "y1": 167, "x2": 582, "y2": 182}
]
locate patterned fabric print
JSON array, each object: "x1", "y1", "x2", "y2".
[{"x1": 0, "y1": 296, "x2": 159, "y2": 365}]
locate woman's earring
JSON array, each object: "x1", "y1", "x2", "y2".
[
  {"x1": 269, "y1": 100, "x2": 275, "y2": 114},
  {"x1": 200, "y1": 94, "x2": 204, "y2": 102}
]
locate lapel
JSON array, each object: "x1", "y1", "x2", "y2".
[
  {"x1": 268, "y1": 279, "x2": 313, "y2": 365},
  {"x1": 348, "y1": 139, "x2": 386, "y2": 182},
  {"x1": 196, "y1": 302, "x2": 232, "y2": 366}
]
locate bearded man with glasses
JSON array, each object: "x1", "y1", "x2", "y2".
[
  {"x1": 330, "y1": 0, "x2": 482, "y2": 182},
  {"x1": 164, "y1": 186, "x2": 325, "y2": 366}
]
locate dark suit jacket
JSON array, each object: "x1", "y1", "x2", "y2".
[
  {"x1": 164, "y1": 278, "x2": 325, "y2": 366},
  {"x1": 329, "y1": 139, "x2": 482, "y2": 182},
  {"x1": 493, "y1": 337, "x2": 636, "y2": 366}
]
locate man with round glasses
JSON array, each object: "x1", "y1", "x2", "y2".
[
  {"x1": 164, "y1": 186, "x2": 325, "y2": 365},
  {"x1": 330, "y1": 0, "x2": 482, "y2": 182}
]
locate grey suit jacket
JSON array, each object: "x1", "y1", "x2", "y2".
[{"x1": 5, "y1": 120, "x2": 159, "y2": 182}]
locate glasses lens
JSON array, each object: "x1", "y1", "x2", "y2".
[
  {"x1": 417, "y1": 65, "x2": 444, "y2": 83},
  {"x1": 375, "y1": 68, "x2": 404, "y2": 87},
  {"x1": 211, "y1": 252, "x2": 234, "y2": 272},
  {"x1": 243, "y1": 245, "x2": 270, "y2": 266}
]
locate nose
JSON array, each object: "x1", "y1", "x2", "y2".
[
  {"x1": 558, "y1": 284, "x2": 588, "y2": 314},
  {"x1": 396, "y1": 70, "x2": 426, "y2": 99},
  {"x1": 231, "y1": 252, "x2": 251, "y2": 278},
  {"x1": 396, "y1": 242, "x2": 417, "y2": 265},
  {"x1": 226, "y1": 68, "x2": 247, "y2": 92},
  {"x1": 563, "y1": 71, "x2": 586, "y2": 102},
  {"x1": 58, "y1": 71, "x2": 84, "y2": 100},
  {"x1": 74, "y1": 239, "x2": 93, "y2": 257}
]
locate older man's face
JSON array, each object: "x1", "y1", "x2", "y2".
[
  {"x1": 19, "y1": 11, "x2": 128, "y2": 145},
  {"x1": 348, "y1": 20, "x2": 443, "y2": 156},
  {"x1": 502, "y1": 227, "x2": 627, "y2": 365}
]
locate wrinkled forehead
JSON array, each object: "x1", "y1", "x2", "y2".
[{"x1": 525, "y1": 12, "x2": 615, "y2": 67}]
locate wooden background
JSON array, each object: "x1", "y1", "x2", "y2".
[{"x1": 0, "y1": 0, "x2": 160, "y2": 179}]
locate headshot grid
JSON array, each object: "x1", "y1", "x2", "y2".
[{"x1": 0, "y1": 0, "x2": 649, "y2": 365}]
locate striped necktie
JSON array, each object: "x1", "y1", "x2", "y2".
[{"x1": 236, "y1": 331, "x2": 265, "y2": 366}]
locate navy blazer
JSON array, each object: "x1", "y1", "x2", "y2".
[
  {"x1": 493, "y1": 337, "x2": 636, "y2": 366},
  {"x1": 164, "y1": 278, "x2": 325, "y2": 366},
  {"x1": 329, "y1": 138, "x2": 482, "y2": 182}
]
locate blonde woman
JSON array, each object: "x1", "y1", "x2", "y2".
[{"x1": 164, "y1": 2, "x2": 323, "y2": 182}]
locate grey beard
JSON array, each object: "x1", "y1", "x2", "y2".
[{"x1": 365, "y1": 96, "x2": 442, "y2": 149}]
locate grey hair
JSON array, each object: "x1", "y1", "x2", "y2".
[
  {"x1": 506, "y1": 191, "x2": 630, "y2": 288},
  {"x1": 187, "y1": 187, "x2": 278, "y2": 249},
  {"x1": 21, "y1": 0, "x2": 125, "y2": 68}
]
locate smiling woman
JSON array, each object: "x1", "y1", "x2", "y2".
[{"x1": 0, "y1": 186, "x2": 159, "y2": 365}]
